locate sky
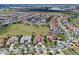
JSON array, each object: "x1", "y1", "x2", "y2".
[{"x1": 0, "y1": 0, "x2": 79, "y2": 4}]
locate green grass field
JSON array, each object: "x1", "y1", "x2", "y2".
[
  {"x1": 69, "y1": 17, "x2": 79, "y2": 22},
  {"x1": 0, "y1": 23, "x2": 50, "y2": 37}
]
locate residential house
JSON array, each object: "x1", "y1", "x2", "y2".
[
  {"x1": 0, "y1": 38, "x2": 5, "y2": 48},
  {"x1": 72, "y1": 41, "x2": 79, "y2": 52},
  {"x1": 47, "y1": 34, "x2": 58, "y2": 41},
  {"x1": 75, "y1": 29, "x2": 79, "y2": 36},
  {"x1": 20, "y1": 36, "x2": 32, "y2": 44},
  {"x1": 35, "y1": 35, "x2": 44, "y2": 44},
  {"x1": 6, "y1": 36, "x2": 19, "y2": 45},
  {"x1": 62, "y1": 19, "x2": 69, "y2": 25},
  {"x1": 2, "y1": 20, "x2": 11, "y2": 26}
]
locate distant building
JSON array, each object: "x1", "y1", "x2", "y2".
[{"x1": 2, "y1": 20, "x2": 11, "y2": 26}]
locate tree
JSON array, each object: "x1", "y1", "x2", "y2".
[
  {"x1": 54, "y1": 41, "x2": 57, "y2": 45},
  {"x1": 48, "y1": 52, "x2": 53, "y2": 55},
  {"x1": 31, "y1": 32, "x2": 36, "y2": 44},
  {"x1": 68, "y1": 18, "x2": 71, "y2": 22},
  {"x1": 18, "y1": 35, "x2": 23, "y2": 43},
  {"x1": 44, "y1": 35, "x2": 48, "y2": 44}
]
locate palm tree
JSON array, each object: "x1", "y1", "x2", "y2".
[
  {"x1": 31, "y1": 32, "x2": 36, "y2": 44},
  {"x1": 54, "y1": 41, "x2": 57, "y2": 45},
  {"x1": 44, "y1": 35, "x2": 48, "y2": 44}
]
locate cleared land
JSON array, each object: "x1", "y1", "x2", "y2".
[
  {"x1": 62, "y1": 50, "x2": 70, "y2": 55},
  {"x1": 0, "y1": 23, "x2": 50, "y2": 37},
  {"x1": 62, "y1": 48, "x2": 79, "y2": 55}
]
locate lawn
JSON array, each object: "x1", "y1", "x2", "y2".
[
  {"x1": 46, "y1": 41, "x2": 56, "y2": 46},
  {"x1": 0, "y1": 23, "x2": 50, "y2": 37},
  {"x1": 69, "y1": 17, "x2": 79, "y2": 22}
]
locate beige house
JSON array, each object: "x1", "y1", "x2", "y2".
[{"x1": 0, "y1": 38, "x2": 5, "y2": 48}]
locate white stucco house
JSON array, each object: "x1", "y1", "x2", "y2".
[{"x1": 20, "y1": 36, "x2": 32, "y2": 44}]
